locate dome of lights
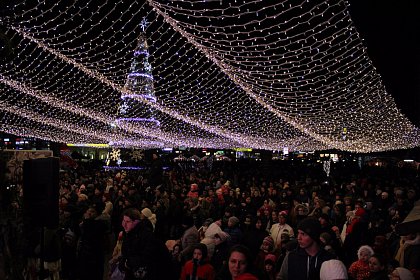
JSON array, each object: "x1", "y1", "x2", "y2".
[{"x1": 0, "y1": 0, "x2": 418, "y2": 153}]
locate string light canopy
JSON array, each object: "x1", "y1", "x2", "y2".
[{"x1": 0, "y1": 0, "x2": 418, "y2": 153}]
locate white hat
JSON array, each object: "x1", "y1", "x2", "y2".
[
  {"x1": 320, "y1": 260, "x2": 348, "y2": 280},
  {"x1": 394, "y1": 267, "x2": 414, "y2": 280}
]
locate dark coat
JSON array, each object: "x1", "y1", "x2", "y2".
[
  {"x1": 77, "y1": 218, "x2": 108, "y2": 280},
  {"x1": 278, "y1": 247, "x2": 334, "y2": 280},
  {"x1": 120, "y1": 220, "x2": 174, "y2": 280}
]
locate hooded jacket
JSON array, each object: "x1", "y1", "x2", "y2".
[{"x1": 277, "y1": 246, "x2": 334, "y2": 280}]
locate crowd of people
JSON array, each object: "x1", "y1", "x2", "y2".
[{"x1": 1, "y1": 154, "x2": 419, "y2": 280}]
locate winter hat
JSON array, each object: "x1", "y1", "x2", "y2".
[
  {"x1": 278, "y1": 210, "x2": 288, "y2": 218},
  {"x1": 320, "y1": 259, "x2": 348, "y2": 280},
  {"x1": 394, "y1": 267, "x2": 415, "y2": 280},
  {"x1": 264, "y1": 254, "x2": 276, "y2": 265},
  {"x1": 228, "y1": 216, "x2": 240, "y2": 227},
  {"x1": 297, "y1": 217, "x2": 322, "y2": 243},
  {"x1": 262, "y1": 236, "x2": 274, "y2": 248},
  {"x1": 355, "y1": 208, "x2": 366, "y2": 217}
]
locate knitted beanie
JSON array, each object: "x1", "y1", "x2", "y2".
[
  {"x1": 297, "y1": 217, "x2": 322, "y2": 243},
  {"x1": 264, "y1": 253, "x2": 276, "y2": 265},
  {"x1": 320, "y1": 259, "x2": 348, "y2": 280},
  {"x1": 394, "y1": 267, "x2": 415, "y2": 280},
  {"x1": 263, "y1": 236, "x2": 274, "y2": 248}
]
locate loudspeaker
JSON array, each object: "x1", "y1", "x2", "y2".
[{"x1": 23, "y1": 157, "x2": 59, "y2": 227}]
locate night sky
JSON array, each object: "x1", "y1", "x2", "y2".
[{"x1": 347, "y1": 0, "x2": 420, "y2": 127}]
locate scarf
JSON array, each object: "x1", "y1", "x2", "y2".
[{"x1": 395, "y1": 234, "x2": 420, "y2": 266}]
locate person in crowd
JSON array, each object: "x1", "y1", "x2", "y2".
[
  {"x1": 224, "y1": 216, "x2": 242, "y2": 248},
  {"x1": 348, "y1": 245, "x2": 374, "y2": 280},
  {"x1": 277, "y1": 217, "x2": 334, "y2": 280},
  {"x1": 119, "y1": 208, "x2": 174, "y2": 280},
  {"x1": 77, "y1": 204, "x2": 108, "y2": 280},
  {"x1": 140, "y1": 207, "x2": 156, "y2": 232},
  {"x1": 367, "y1": 254, "x2": 389, "y2": 280},
  {"x1": 179, "y1": 215, "x2": 200, "y2": 263},
  {"x1": 372, "y1": 235, "x2": 390, "y2": 261},
  {"x1": 390, "y1": 267, "x2": 415, "y2": 280},
  {"x1": 180, "y1": 243, "x2": 216, "y2": 280},
  {"x1": 254, "y1": 236, "x2": 275, "y2": 271},
  {"x1": 394, "y1": 232, "x2": 420, "y2": 272},
  {"x1": 216, "y1": 245, "x2": 259, "y2": 280},
  {"x1": 262, "y1": 254, "x2": 277, "y2": 280},
  {"x1": 320, "y1": 259, "x2": 348, "y2": 280},
  {"x1": 270, "y1": 211, "x2": 294, "y2": 250},
  {"x1": 211, "y1": 231, "x2": 231, "y2": 274},
  {"x1": 241, "y1": 216, "x2": 268, "y2": 258},
  {"x1": 201, "y1": 220, "x2": 222, "y2": 259},
  {"x1": 148, "y1": 153, "x2": 163, "y2": 188},
  {"x1": 343, "y1": 207, "x2": 369, "y2": 265}
]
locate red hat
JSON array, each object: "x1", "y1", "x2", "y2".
[{"x1": 355, "y1": 208, "x2": 366, "y2": 217}]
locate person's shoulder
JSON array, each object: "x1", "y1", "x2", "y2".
[{"x1": 319, "y1": 248, "x2": 336, "y2": 261}]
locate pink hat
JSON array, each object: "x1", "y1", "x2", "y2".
[{"x1": 264, "y1": 254, "x2": 276, "y2": 264}]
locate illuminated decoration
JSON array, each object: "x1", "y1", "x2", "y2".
[
  {"x1": 103, "y1": 166, "x2": 146, "y2": 170},
  {"x1": 233, "y1": 148, "x2": 253, "y2": 152},
  {"x1": 116, "y1": 18, "x2": 160, "y2": 128},
  {"x1": 0, "y1": 0, "x2": 418, "y2": 152},
  {"x1": 109, "y1": 149, "x2": 121, "y2": 162},
  {"x1": 131, "y1": 149, "x2": 145, "y2": 161},
  {"x1": 323, "y1": 160, "x2": 331, "y2": 177},
  {"x1": 67, "y1": 143, "x2": 110, "y2": 148}
]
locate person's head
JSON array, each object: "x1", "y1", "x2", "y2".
[
  {"x1": 228, "y1": 245, "x2": 252, "y2": 279},
  {"x1": 390, "y1": 267, "x2": 415, "y2": 280},
  {"x1": 297, "y1": 218, "x2": 322, "y2": 252},
  {"x1": 320, "y1": 259, "x2": 348, "y2": 280},
  {"x1": 140, "y1": 207, "x2": 152, "y2": 220},
  {"x1": 172, "y1": 243, "x2": 181, "y2": 255},
  {"x1": 83, "y1": 206, "x2": 98, "y2": 220},
  {"x1": 278, "y1": 211, "x2": 287, "y2": 224},
  {"x1": 368, "y1": 254, "x2": 386, "y2": 273},
  {"x1": 296, "y1": 204, "x2": 308, "y2": 216},
  {"x1": 192, "y1": 243, "x2": 208, "y2": 262},
  {"x1": 122, "y1": 208, "x2": 141, "y2": 232},
  {"x1": 319, "y1": 213, "x2": 330, "y2": 226},
  {"x1": 264, "y1": 254, "x2": 276, "y2": 273},
  {"x1": 228, "y1": 216, "x2": 240, "y2": 228},
  {"x1": 261, "y1": 236, "x2": 274, "y2": 252},
  {"x1": 357, "y1": 245, "x2": 374, "y2": 263}
]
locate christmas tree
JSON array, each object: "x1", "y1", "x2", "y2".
[{"x1": 116, "y1": 18, "x2": 159, "y2": 128}]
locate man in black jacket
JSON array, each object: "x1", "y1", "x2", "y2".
[
  {"x1": 277, "y1": 217, "x2": 334, "y2": 280},
  {"x1": 119, "y1": 208, "x2": 174, "y2": 280}
]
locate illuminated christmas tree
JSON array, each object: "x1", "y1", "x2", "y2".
[{"x1": 116, "y1": 18, "x2": 159, "y2": 128}]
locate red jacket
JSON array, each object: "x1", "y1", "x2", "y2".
[{"x1": 180, "y1": 259, "x2": 215, "y2": 280}]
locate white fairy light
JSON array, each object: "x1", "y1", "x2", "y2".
[{"x1": 0, "y1": 0, "x2": 418, "y2": 152}]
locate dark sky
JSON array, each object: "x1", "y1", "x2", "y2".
[{"x1": 347, "y1": 0, "x2": 420, "y2": 127}]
